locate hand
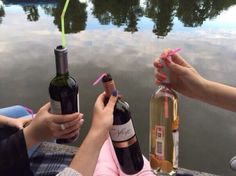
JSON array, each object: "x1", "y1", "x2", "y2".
[
  {"x1": 154, "y1": 49, "x2": 207, "y2": 100},
  {"x1": 6, "y1": 116, "x2": 32, "y2": 129},
  {"x1": 90, "y1": 92, "x2": 118, "y2": 138},
  {"x1": 23, "y1": 103, "x2": 84, "y2": 149}
]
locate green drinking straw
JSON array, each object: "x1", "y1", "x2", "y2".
[{"x1": 61, "y1": 0, "x2": 70, "y2": 48}]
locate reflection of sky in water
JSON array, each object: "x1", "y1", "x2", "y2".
[{"x1": 0, "y1": 2, "x2": 236, "y2": 176}]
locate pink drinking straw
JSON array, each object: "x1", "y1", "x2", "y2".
[
  {"x1": 160, "y1": 48, "x2": 182, "y2": 59},
  {"x1": 166, "y1": 48, "x2": 181, "y2": 57},
  {"x1": 92, "y1": 72, "x2": 107, "y2": 86}
]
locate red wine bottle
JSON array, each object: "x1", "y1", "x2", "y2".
[
  {"x1": 102, "y1": 73, "x2": 144, "y2": 175},
  {"x1": 49, "y1": 45, "x2": 79, "y2": 144}
]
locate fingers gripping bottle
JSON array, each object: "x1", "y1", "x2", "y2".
[{"x1": 149, "y1": 53, "x2": 179, "y2": 175}]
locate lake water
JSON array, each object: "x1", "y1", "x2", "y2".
[{"x1": 1, "y1": 0, "x2": 236, "y2": 175}]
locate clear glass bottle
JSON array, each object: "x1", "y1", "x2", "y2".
[{"x1": 149, "y1": 83, "x2": 179, "y2": 175}]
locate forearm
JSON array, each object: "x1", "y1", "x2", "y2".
[
  {"x1": 0, "y1": 115, "x2": 11, "y2": 126},
  {"x1": 69, "y1": 129, "x2": 107, "y2": 176},
  {"x1": 200, "y1": 80, "x2": 236, "y2": 112}
]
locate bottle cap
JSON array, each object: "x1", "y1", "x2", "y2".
[
  {"x1": 54, "y1": 45, "x2": 68, "y2": 75},
  {"x1": 92, "y1": 73, "x2": 116, "y2": 97}
]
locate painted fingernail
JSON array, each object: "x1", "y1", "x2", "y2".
[
  {"x1": 156, "y1": 63, "x2": 163, "y2": 68},
  {"x1": 165, "y1": 56, "x2": 172, "y2": 64},
  {"x1": 112, "y1": 90, "x2": 118, "y2": 97},
  {"x1": 80, "y1": 119, "x2": 84, "y2": 125},
  {"x1": 161, "y1": 52, "x2": 168, "y2": 59},
  {"x1": 155, "y1": 79, "x2": 161, "y2": 85},
  {"x1": 159, "y1": 72, "x2": 167, "y2": 80}
]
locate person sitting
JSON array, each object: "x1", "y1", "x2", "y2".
[{"x1": 0, "y1": 103, "x2": 83, "y2": 176}]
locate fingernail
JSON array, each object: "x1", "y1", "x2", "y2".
[
  {"x1": 159, "y1": 72, "x2": 167, "y2": 79},
  {"x1": 80, "y1": 119, "x2": 84, "y2": 125},
  {"x1": 155, "y1": 79, "x2": 161, "y2": 85},
  {"x1": 165, "y1": 56, "x2": 172, "y2": 64},
  {"x1": 157, "y1": 63, "x2": 163, "y2": 68},
  {"x1": 79, "y1": 113, "x2": 84, "y2": 118},
  {"x1": 112, "y1": 90, "x2": 118, "y2": 97},
  {"x1": 160, "y1": 53, "x2": 168, "y2": 59}
]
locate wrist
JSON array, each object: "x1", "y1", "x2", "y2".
[
  {"x1": 197, "y1": 78, "x2": 210, "y2": 102},
  {"x1": 88, "y1": 128, "x2": 108, "y2": 146},
  {"x1": 23, "y1": 125, "x2": 40, "y2": 149}
]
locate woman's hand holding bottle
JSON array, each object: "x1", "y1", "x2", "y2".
[
  {"x1": 153, "y1": 49, "x2": 207, "y2": 100},
  {"x1": 90, "y1": 92, "x2": 118, "y2": 139},
  {"x1": 154, "y1": 49, "x2": 236, "y2": 112},
  {"x1": 23, "y1": 102, "x2": 84, "y2": 149}
]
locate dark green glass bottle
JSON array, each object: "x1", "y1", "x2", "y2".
[{"x1": 49, "y1": 45, "x2": 79, "y2": 143}]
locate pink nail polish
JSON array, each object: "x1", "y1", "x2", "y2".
[{"x1": 165, "y1": 56, "x2": 172, "y2": 64}]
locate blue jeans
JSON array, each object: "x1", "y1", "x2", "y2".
[{"x1": 0, "y1": 105, "x2": 39, "y2": 157}]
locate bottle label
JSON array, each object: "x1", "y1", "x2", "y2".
[
  {"x1": 112, "y1": 136, "x2": 137, "y2": 148},
  {"x1": 172, "y1": 130, "x2": 179, "y2": 168},
  {"x1": 110, "y1": 119, "x2": 135, "y2": 142},
  {"x1": 77, "y1": 93, "x2": 80, "y2": 112},
  {"x1": 155, "y1": 125, "x2": 165, "y2": 160},
  {"x1": 50, "y1": 99, "x2": 62, "y2": 114}
]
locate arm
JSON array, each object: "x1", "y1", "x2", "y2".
[
  {"x1": 0, "y1": 115, "x2": 9, "y2": 125},
  {"x1": 154, "y1": 49, "x2": 236, "y2": 112},
  {"x1": 201, "y1": 80, "x2": 236, "y2": 112},
  {"x1": 0, "y1": 115, "x2": 31, "y2": 129},
  {"x1": 69, "y1": 128, "x2": 107, "y2": 176},
  {"x1": 68, "y1": 92, "x2": 117, "y2": 176}
]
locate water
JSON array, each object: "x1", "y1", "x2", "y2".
[{"x1": 0, "y1": 0, "x2": 236, "y2": 175}]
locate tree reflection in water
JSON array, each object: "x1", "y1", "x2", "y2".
[
  {"x1": 0, "y1": 5, "x2": 5, "y2": 24},
  {"x1": 1, "y1": 0, "x2": 236, "y2": 35},
  {"x1": 92, "y1": 0, "x2": 143, "y2": 33},
  {"x1": 52, "y1": 0, "x2": 87, "y2": 33},
  {"x1": 23, "y1": 6, "x2": 39, "y2": 22}
]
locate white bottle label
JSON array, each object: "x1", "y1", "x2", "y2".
[
  {"x1": 172, "y1": 130, "x2": 179, "y2": 168},
  {"x1": 77, "y1": 93, "x2": 80, "y2": 112},
  {"x1": 155, "y1": 125, "x2": 165, "y2": 159},
  {"x1": 50, "y1": 99, "x2": 62, "y2": 114},
  {"x1": 110, "y1": 119, "x2": 135, "y2": 142}
]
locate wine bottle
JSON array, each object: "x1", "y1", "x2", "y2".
[
  {"x1": 149, "y1": 57, "x2": 179, "y2": 175},
  {"x1": 102, "y1": 73, "x2": 144, "y2": 175},
  {"x1": 49, "y1": 45, "x2": 79, "y2": 144}
]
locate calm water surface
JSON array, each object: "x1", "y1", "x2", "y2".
[{"x1": 1, "y1": 0, "x2": 236, "y2": 175}]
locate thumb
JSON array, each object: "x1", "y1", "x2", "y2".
[
  {"x1": 39, "y1": 102, "x2": 50, "y2": 111},
  {"x1": 105, "y1": 90, "x2": 118, "y2": 111}
]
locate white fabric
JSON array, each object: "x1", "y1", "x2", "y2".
[{"x1": 56, "y1": 167, "x2": 82, "y2": 176}]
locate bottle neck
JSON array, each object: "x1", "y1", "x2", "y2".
[
  {"x1": 103, "y1": 80, "x2": 116, "y2": 98},
  {"x1": 54, "y1": 46, "x2": 69, "y2": 76}
]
